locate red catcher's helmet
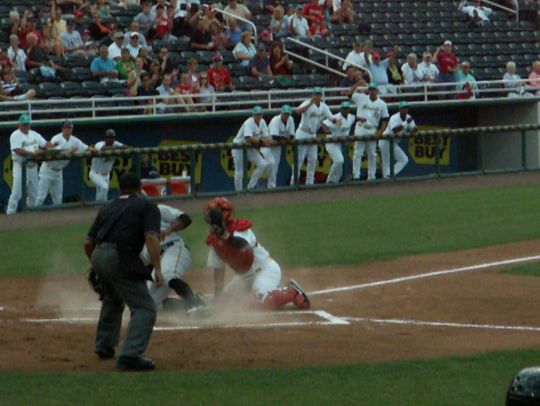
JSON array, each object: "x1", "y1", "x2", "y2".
[{"x1": 204, "y1": 197, "x2": 234, "y2": 223}]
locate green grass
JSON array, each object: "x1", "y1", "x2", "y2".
[
  {"x1": 1, "y1": 183, "x2": 540, "y2": 277},
  {"x1": 0, "y1": 349, "x2": 533, "y2": 405},
  {"x1": 502, "y1": 263, "x2": 540, "y2": 277}
]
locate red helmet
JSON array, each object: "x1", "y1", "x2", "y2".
[{"x1": 204, "y1": 197, "x2": 233, "y2": 223}]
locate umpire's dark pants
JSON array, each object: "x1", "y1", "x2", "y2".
[{"x1": 91, "y1": 243, "x2": 156, "y2": 357}]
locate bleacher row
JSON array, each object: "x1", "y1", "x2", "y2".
[{"x1": 0, "y1": 0, "x2": 538, "y2": 100}]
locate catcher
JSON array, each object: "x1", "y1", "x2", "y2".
[{"x1": 203, "y1": 197, "x2": 310, "y2": 311}]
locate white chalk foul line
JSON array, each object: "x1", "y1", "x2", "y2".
[
  {"x1": 309, "y1": 254, "x2": 540, "y2": 296},
  {"x1": 345, "y1": 317, "x2": 540, "y2": 333}
]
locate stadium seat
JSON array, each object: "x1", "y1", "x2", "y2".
[
  {"x1": 81, "y1": 81, "x2": 106, "y2": 97},
  {"x1": 38, "y1": 82, "x2": 63, "y2": 98},
  {"x1": 60, "y1": 81, "x2": 83, "y2": 97},
  {"x1": 71, "y1": 67, "x2": 93, "y2": 82}
]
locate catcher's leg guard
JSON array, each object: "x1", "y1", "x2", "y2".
[
  {"x1": 288, "y1": 279, "x2": 311, "y2": 310},
  {"x1": 260, "y1": 286, "x2": 297, "y2": 310}
]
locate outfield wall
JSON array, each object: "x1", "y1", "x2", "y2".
[{"x1": 0, "y1": 99, "x2": 538, "y2": 207}]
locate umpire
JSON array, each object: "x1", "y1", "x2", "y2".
[{"x1": 84, "y1": 172, "x2": 164, "y2": 371}]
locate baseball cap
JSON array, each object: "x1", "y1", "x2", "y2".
[
  {"x1": 105, "y1": 129, "x2": 116, "y2": 138},
  {"x1": 399, "y1": 101, "x2": 410, "y2": 109},
  {"x1": 252, "y1": 106, "x2": 263, "y2": 115},
  {"x1": 312, "y1": 86, "x2": 323, "y2": 94},
  {"x1": 114, "y1": 32, "x2": 124, "y2": 39},
  {"x1": 213, "y1": 52, "x2": 223, "y2": 61},
  {"x1": 83, "y1": 29, "x2": 91, "y2": 35},
  {"x1": 130, "y1": 32, "x2": 138, "y2": 38},
  {"x1": 62, "y1": 119, "x2": 74, "y2": 128},
  {"x1": 75, "y1": 11, "x2": 84, "y2": 18},
  {"x1": 372, "y1": 51, "x2": 381, "y2": 60},
  {"x1": 108, "y1": 23, "x2": 117, "y2": 30},
  {"x1": 281, "y1": 105, "x2": 292, "y2": 114},
  {"x1": 66, "y1": 19, "x2": 75, "y2": 26},
  {"x1": 19, "y1": 114, "x2": 31, "y2": 125},
  {"x1": 340, "y1": 101, "x2": 351, "y2": 109},
  {"x1": 367, "y1": 83, "x2": 378, "y2": 90},
  {"x1": 261, "y1": 29, "x2": 271, "y2": 39},
  {"x1": 444, "y1": 40, "x2": 452, "y2": 46}
]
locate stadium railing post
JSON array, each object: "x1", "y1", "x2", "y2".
[
  {"x1": 521, "y1": 129, "x2": 527, "y2": 170},
  {"x1": 478, "y1": 131, "x2": 485, "y2": 174},
  {"x1": 80, "y1": 156, "x2": 86, "y2": 206},
  {"x1": 292, "y1": 140, "x2": 299, "y2": 189},
  {"x1": 389, "y1": 136, "x2": 395, "y2": 180},
  {"x1": 132, "y1": 151, "x2": 141, "y2": 178},
  {"x1": 435, "y1": 133, "x2": 441, "y2": 177},
  {"x1": 242, "y1": 144, "x2": 248, "y2": 192},
  {"x1": 21, "y1": 160, "x2": 27, "y2": 212},
  {"x1": 190, "y1": 146, "x2": 196, "y2": 197}
]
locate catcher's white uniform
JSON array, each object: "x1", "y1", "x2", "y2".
[{"x1": 141, "y1": 204, "x2": 192, "y2": 305}]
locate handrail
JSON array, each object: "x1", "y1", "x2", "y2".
[
  {"x1": 211, "y1": 5, "x2": 258, "y2": 44},
  {"x1": 481, "y1": 0, "x2": 519, "y2": 22},
  {"x1": 284, "y1": 37, "x2": 373, "y2": 82}
]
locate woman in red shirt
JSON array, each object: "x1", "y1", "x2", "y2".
[
  {"x1": 432, "y1": 40, "x2": 458, "y2": 98},
  {"x1": 269, "y1": 42, "x2": 292, "y2": 76}
]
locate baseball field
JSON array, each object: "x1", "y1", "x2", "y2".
[{"x1": 2, "y1": 172, "x2": 540, "y2": 405}]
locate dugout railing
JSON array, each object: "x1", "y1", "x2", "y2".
[{"x1": 17, "y1": 123, "x2": 540, "y2": 212}]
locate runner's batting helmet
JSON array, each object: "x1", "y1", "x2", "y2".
[
  {"x1": 204, "y1": 197, "x2": 233, "y2": 223},
  {"x1": 506, "y1": 367, "x2": 540, "y2": 405}
]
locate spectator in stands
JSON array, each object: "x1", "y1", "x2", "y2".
[
  {"x1": 284, "y1": 5, "x2": 296, "y2": 29},
  {"x1": 224, "y1": 18, "x2": 243, "y2": 47},
  {"x1": 456, "y1": 61, "x2": 478, "y2": 99},
  {"x1": 0, "y1": 67, "x2": 36, "y2": 101},
  {"x1": 62, "y1": 20, "x2": 85, "y2": 55},
  {"x1": 8, "y1": 35, "x2": 27, "y2": 72},
  {"x1": 27, "y1": 33, "x2": 63, "y2": 79},
  {"x1": 418, "y1": 52, "x2": 439, "y2": 84},
  {"x1": 100, "y1": 23, "x2": 117, "y2": 48},
  {"x1": 208, "y1": 53, "x2": 234, "y2": 92},
  {"x1": 73, "y1": 11, "x2": 86, "y2": 34},
  {"x1": 386, "y1": 51, "x2": 404, "y2": 87},
  {"x1": 8, "y1": 10, "x2": 22, "y2": 37},
  {"x1": 157, "y1": 48, "x2": 175, "y2": 74},
  {"x1": 340, "y1": 66, "x2": 364, "y2": 89},
  {"x1": 137, "y1": 72, "x2": 157, "y2": 114},
  {"x1": 20, "y1": 17, "x2": 43, "y2": 50},
  {"x1": 149, "y1": 59, "x2": 162, "y2": 88},
  {"x1": 151, "y1": 0, "x2": 169, "y2": 16},
  {"x1": 154, "y1": 4, "x2": 173, "y2": 40},
  {"x1": 269, "y1": 42, "x2": 292, "y2": 76},
  {"x1": 458, "y1": 0, "x2": 492, "y2": 26},
  {"x1": 343, "y1": 40, "x2": 366, "y2": 71},
  {"x1": 249, "y1": 44, "x2": 273, "y2": 78},
  {"x1": 124, "y1": 22, "x2": 149, "y2": 50},
  {"x1": 42, "y1": 26, "x2": 65, "y2": 58},
  {"x1": 88, "y1": 12, "x2": 110, "y2": 42},
  {"x1": 117, "y1": 47, "x2": 135, "y2": 81},
  {"x1": 126, "y1": 33, "x2": 143, "y2": 59},
  {"x1": 330, "y1": 0, "x2": 355, "y2": 24},
  {"x1": 127, "y1": 57, "x2": 145, "y2": 96},
  {"x1": 135, "y1": 2, "x2": 156, "y2": 37},
  {"x1": 367, "y1": 51, "x2": 395, "y2": 95},
  {"x1": 176, "y1": 73, "x2": 197, "y2": 109},
  {"x1": 401, "y1": 53, "x2": 422, "y2": 86},
  {"x1": 289, "y1": 6, "x2": 312, "y2": 39},
  {"x1": 199, "y1": 4, "x2": 221, "y2": 32},
  {"x1": 56, "y1": 0, "x2": 85, "y2": 14},
  {"x1": 156, "y1": 73, "x2": 179, "y2": 113},
  {"x1": 309, "y1": 17, "x2": 329, "y2": 38},
  {"x1": 209, "y1": 21, "x2": 228, "y2": 51},
  {"x1": 190, "y1": 18, "x2": 214, "y2": 50},
  {"x1": 93, "y1": 0, "x2": 112, "y2": 17},
  {"x1": 108, "y1": 32, "x2": 125, "y2": 61},
  {"x1": 187, "y1": 58, "x2": 201, "y2": 90},
  {"x1": 224, "y1": 0, "x2": 252, "y2": 29},
  {"x1": 303, "y1": 0, "x2": 326, "y2": 27},
  {"x1": 503, "y1": 61, "x2": 533, "y2": 97},
  {"x1": 198, "y1": 71, "x2": 215, "y2": 108},
  {"x1": 432, "y1": 40, "x2": 458, "y2": 98},
  {"x1": 90, "y1": 45, "x2": 119, "y2": 83},
  {"x1": 270, "y1": 6, "x2": 288, "y2": 38},
  {"x1": 50, "y1": 0, "x2": 68, "y2": 42},
  {"x1": 528, "y1": 61, "x2": 540, "y2": 95},
  {"x1": 233, "y1": 31, "x2": 257, "y2": 67},
  {"x1": 82, "y1": 30, "x2": 98, "y2": 56}
]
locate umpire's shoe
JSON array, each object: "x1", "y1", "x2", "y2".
[
  {"x1": 95, "y1": 347, "x2": 115, "y2": 359},
  {"x1": 116, "y1": 355, "x2": 156, "y2": 372}
]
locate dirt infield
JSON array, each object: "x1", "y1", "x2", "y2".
[{"x1": 2, "y1": 239, "x2": 540, "y2": 372}]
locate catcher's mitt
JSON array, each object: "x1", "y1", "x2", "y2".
[
  {"x1": 87, "y1": 268, "x2": 105, "y2": 301},
  {"x1": 206, "y1": 206, "x2": 227, "y2": 238}
]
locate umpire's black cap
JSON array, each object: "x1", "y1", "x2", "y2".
[
  {"x1": 105, "y1": 129, "x2": 116, "y2": 138},
  {"x1": 119, "y1": 173, "x2": 141, "y2": 192}
]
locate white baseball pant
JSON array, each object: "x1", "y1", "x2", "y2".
[
  {"x1": 89, "y1": 170, "x2": 110, "y2": 201},
  {"x1": 142, "y1": 241, "x2": 192, "y2": 306},
  {"x1": 325, "y1": 142, "x2": 344, "y2": 183},
  {"x1": 37, "y1": 167, "x2": 63, "y2": 206},
  {"x1": 352, "y1": 135, "x2": 377, "y2": 180},
  {"x1": 7, "y1": 162, "x2": 39, "y2": 215},
  {"x1": 224, "y1": 258, "x2": 281, "y2": 302},
  {"x1": 231, "y1": 147, "x2": 270, "y2": 191},
  {"x1": 291, "y1": 144, "x2": 318, "y2": 185},
  {"x1": 379, "y1": 139, "x2": 409, "y2": 178},
  {"x1": 260, "y1": 146, "x2": 280, "y2": 188}
]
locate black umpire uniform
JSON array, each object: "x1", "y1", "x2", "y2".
[{"x1": 84, "y1": 173, "x2": 162, "y2": 371}]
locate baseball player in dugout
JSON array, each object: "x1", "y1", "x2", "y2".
[
  {"x1": 89, "y1": 129, "x2": 127, "y2": 202},
  {"x1": 202, "y1": 197, "x2": 310, "y2": 313},
  {"x1": 7, "y1": 114, "x2": 56, "y2": 215},
  {"x1": 84, "y1": 173, "x2": 163, "y2": 372}
]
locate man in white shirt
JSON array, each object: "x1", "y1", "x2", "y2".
[
  {"x1": 418, "y1": 52, "x2": 439, "y2": 83},
  {"x1": 89, "y1": 129, "x2": 126, "y2": 201},
  {"x1": 36, "y1": 120, "x2": 89, "y2": 206},
  {"x1": 7, "y1": 114, "x2": 54, "y2": 215},
  {"x1": 349, "y1": 82, "x2": 389, "y2": 180},
  {"x1": 265, "y1": 105, "x2": 295, "y2": 188},
  {"x1": 108, "y1": 32, "x2": 125, "y2": 61},
  {"x1": 232, "y1": 106, "x2": 272, "y2": 191},
  {"x1": 343, "y1": 40, "x2": 370, "y2": 71},
  {"x1": 7, "y1": 35, "x2": 26, "y2": 72},
  {"x1": 401, "y1": 53, "x2": 422, "y2": 86},
  {"x1": 123, "y1": 22, "x2": 149, "y2": 50},
  {"x1": 458, "y1": 0, "x2": 492, "y2": 25},
  {"x1": 126, "y1": 33, "x2": 143, "y2": 59},
  {"x1": 292, "y1": 87, "x2": 336, "y2": 185},
  {"x1": 322, "y1": 101, "x2": 355, "y2": 184},
  {"x1": 61, "y1": 19, "x2": 84, "y2": 55},
  {"x1": 380, "y1": 101, "x2": 416, "y2": 179},
  {"x1": 290, "y1": 6, "x2": 312, "y2": 39}
]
